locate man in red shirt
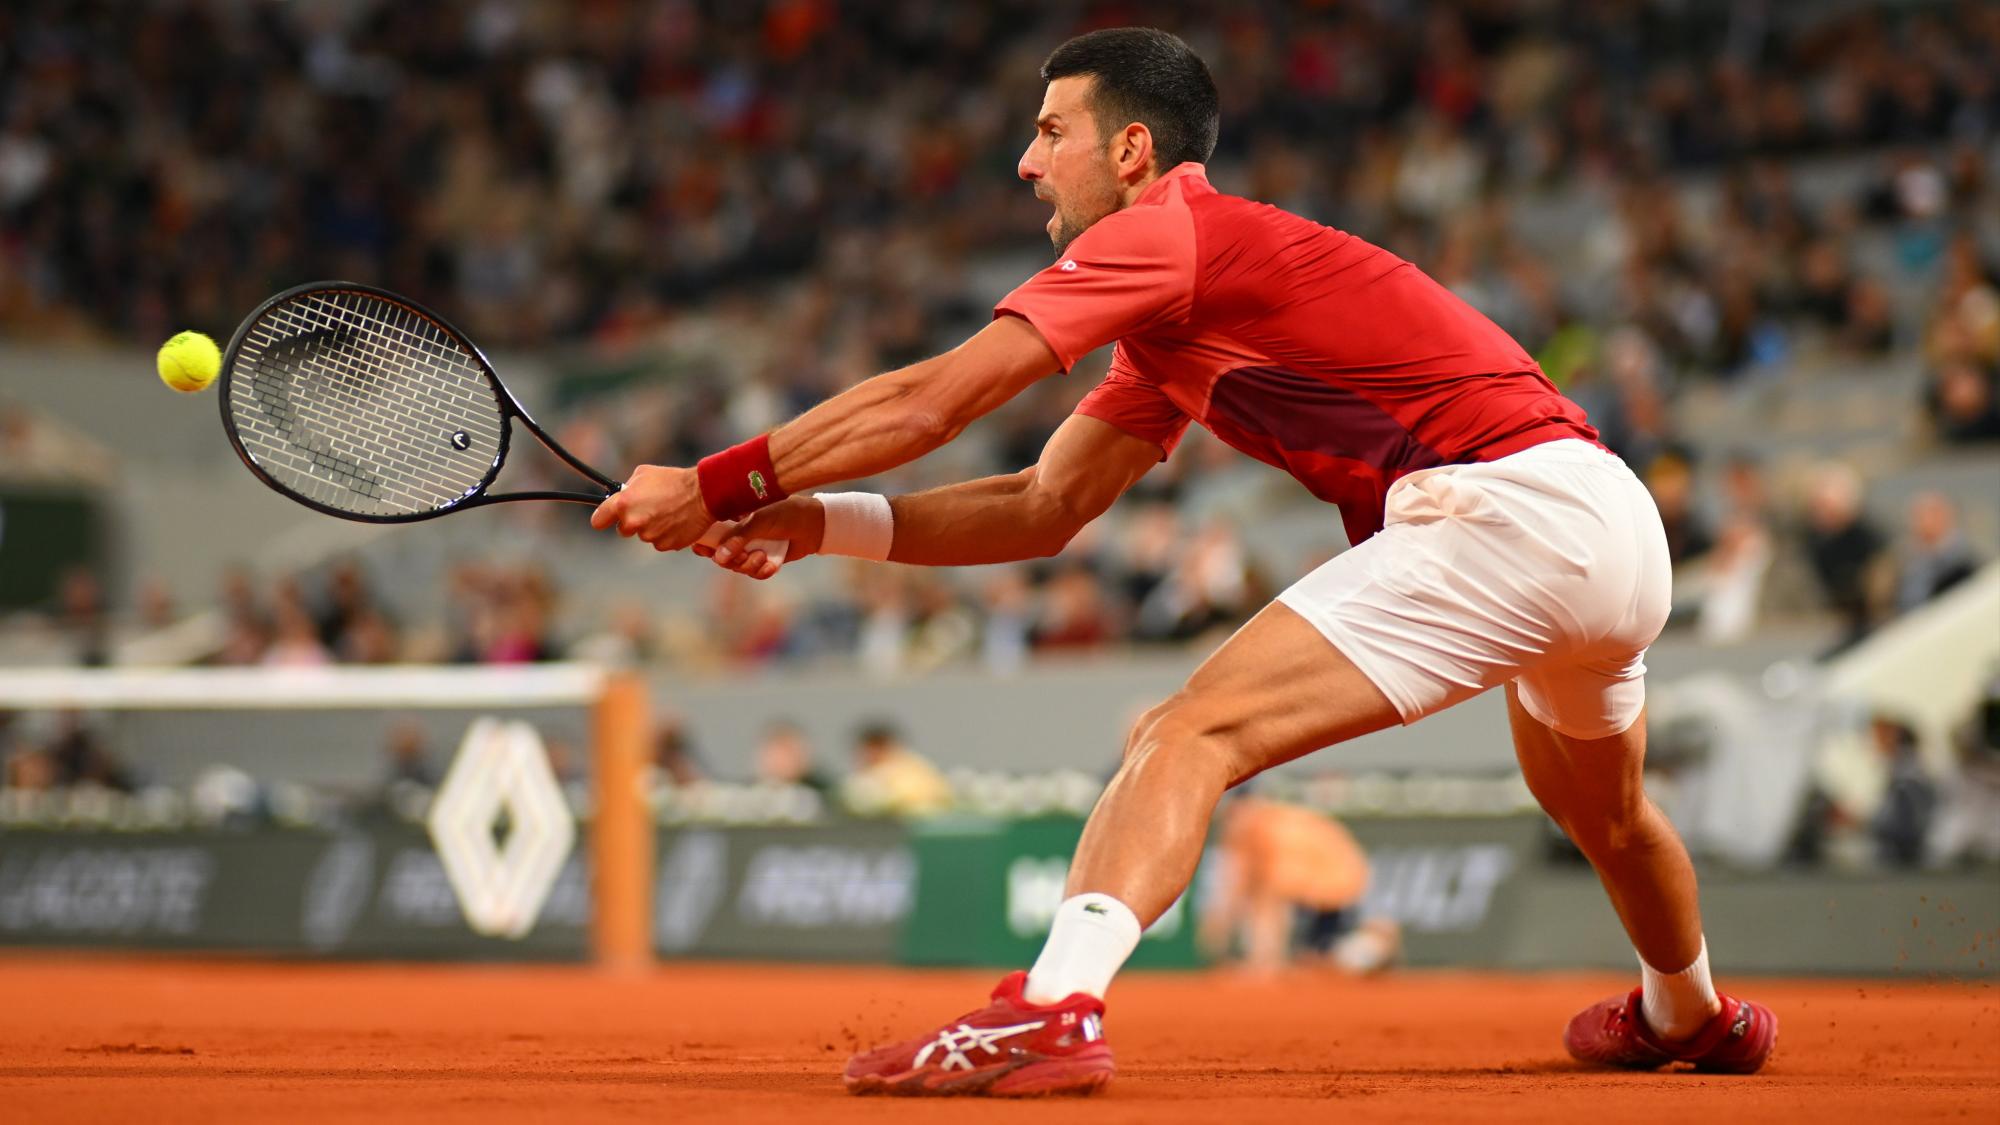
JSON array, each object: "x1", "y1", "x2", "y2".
[{"x1": 593, "y1": 27, "x2": 1776, "y2": 1094}]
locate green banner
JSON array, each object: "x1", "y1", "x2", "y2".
[{"x1": 900, "y1": 816, "x2": 1202, "y2": 969}]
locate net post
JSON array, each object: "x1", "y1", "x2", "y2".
[{"x1": 590, "y1": 671, "x2": 653, "y2": 970}]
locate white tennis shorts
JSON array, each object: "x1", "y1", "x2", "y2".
[{"x1": 1277, "y1": 439, "x2": 1671, "y2": 740}]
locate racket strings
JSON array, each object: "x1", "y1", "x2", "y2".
[{"x1": 229, "y1": 290, "x2": 506, "y2": 517}]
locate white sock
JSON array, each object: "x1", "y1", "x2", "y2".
[
  {"x1": 1024, "y1": 893, "x2": 1142, "y2": 1004},
  {"x1": 1639, "y1": 937, "x2": 1722, "y2": 1040}
]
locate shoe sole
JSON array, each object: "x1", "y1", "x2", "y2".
[{"x1": 845, "y1": 1046, "x2": 1114, "y2": 1097}]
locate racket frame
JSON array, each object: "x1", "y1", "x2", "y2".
[{"x1": 218, "y1": 280, "x2": 621, "y2": 524}]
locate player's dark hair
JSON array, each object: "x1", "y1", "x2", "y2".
[{"x1": 1041, "y1": 27, "x2": 1219, "y2": 173}]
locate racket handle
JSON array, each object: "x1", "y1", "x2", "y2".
[{"x1": 694, "y1": 522, "x2": 789, "y2": 568}]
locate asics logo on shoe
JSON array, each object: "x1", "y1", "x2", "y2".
[{"x1": 912, "y1": 1021, "x2": 1048, "y2": 1072}]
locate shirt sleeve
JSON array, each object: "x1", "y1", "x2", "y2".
[
  {"x1": 993, "y1": 202, "x2": 1197, "y2": 372},
  {"x1": 1072, "y1": 345, "x2": 1192, "y2": 462}
]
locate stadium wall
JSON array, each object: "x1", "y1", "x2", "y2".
[{"x1": 4, "y1": 818, "x2": 1992, "y2": 977}]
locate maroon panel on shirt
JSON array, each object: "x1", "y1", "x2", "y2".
[{"x1": 1202, "y1": 365, "x2": 1454, "y2": 546}]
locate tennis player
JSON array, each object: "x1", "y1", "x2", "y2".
[{"x1": 592, "y1": 26, "x2": 1776, "y2": 1095}]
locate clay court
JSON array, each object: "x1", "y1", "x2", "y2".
[{"x1": 1, "y1": 957, "x2": 1993, "y2": 1124}]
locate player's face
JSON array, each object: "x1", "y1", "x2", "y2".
[{"x1": 1018, "y1": 77, "x2": 1124, "y2": 256}]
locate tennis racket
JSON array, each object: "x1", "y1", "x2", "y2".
[{"x1": 218, "y1": 281, "x2": 783, "y2": 559}]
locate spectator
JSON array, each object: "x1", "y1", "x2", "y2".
[
  {"x1": 1926, "y1": 359, "x2": 2000, "y2": 444},
  {"x1": 653, "y1": 712, "x2": 707, "y2": 789},
  {"x1": 905, "y1": 577, "x2": 979, "y2": 673},
  {"x1": 1684, "y1": 451, "x2": 1778, "y2": 643},
  {"x1": 571, "y1": 600, "x2": 660, "y2": 667},
  {"x1": 338, "y1": 607, "x2": 401, "y2": 664},
  {"x1": 380, "y1": 720, "x2": 437, "y2": 791},
  {"x1": 1646, "y1": 454, "x2": 1713, "y2": 568},
  {"x1": 843, "y1": 721, "x2": 952, "y2": 819},
  {"x1": 753, "y1": 719, "x2": 832, "y2": 795},
  {"x1": 1930, "y1": 671, "x2": 2000, "y2": 867},
  {"x1": 1116, "y1": 502, "x2": 1182, "y2": 610},
  {"x1": 1801, "y1": 463, "x2": 1890, "y2": 653},
  {"x1": 1867, "y1": 715, "x2": 1935, "y2": 869},
  {"x1": 1134, "y1": 520, "x2": 1256, "y2": 643},
  {"x1": 1692, "y1": 518, "x2": 1775, "y2": 646},
  {"x1": 1034, "y1": 565, "x2": 1115, "y2": 651},
  {"x1": 1893, "y1": 491, "x2": 1981, "y2": 615},
  {"x1": 134, "y1": 579, "x2": 178, "y2": 632},
  {"x1": 47, "y1": 712, "x2": 131, "y2": 791},
  {"x1": 978, "y1": 571, "x2": 1034, "y2": 675},
  {"x1": 263, "y1": 590, "x2": 333, "y2": 668},
  {"x1": 56, "y1": 568, "x2": 109, "y2": 667},
  {"x1": 855, "y1": 566, "x2": 915, "y2": 677},
  {"x1": 316, "y1": 559, "x2": 375, "y2": 649},
  {"x1": 3, "y1": 744, "x2": 55, "y2": 792}
]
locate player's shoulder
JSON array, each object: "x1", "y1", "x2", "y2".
[{"x1": 1060, "y1": 213, "x2": 1196, "y2": 289}]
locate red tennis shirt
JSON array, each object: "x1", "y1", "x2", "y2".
[{"x1": 995, "y1": 163, "x2": 1600, "y2": 546}]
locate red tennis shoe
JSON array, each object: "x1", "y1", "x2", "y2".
[
  {"x1": 843, "y1": 971, "x2": 1113, "y2": 1096},
  {"x1": 1565, "y1": 987, "x2": 1777, "y2": 1073}
]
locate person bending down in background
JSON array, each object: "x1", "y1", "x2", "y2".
[{"x1": 1199, "y1": 790, "x2": 1399, "y2": 976}]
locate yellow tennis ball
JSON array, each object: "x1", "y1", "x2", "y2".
[{"x1": 157, "y1": 330, "x2": 221, "y2": 393}]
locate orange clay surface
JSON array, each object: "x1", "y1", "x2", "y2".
[{"x1": 0, "y1": 956, "x2": 1994, "y2": 1124}]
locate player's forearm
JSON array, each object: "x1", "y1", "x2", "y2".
[
  {"x1": 765, "y1": 353, "x2": 967, "y2": 492},
  {"x1": 884, "y1": 470, "x2": 1082, "y2": 566},
  {"x1": 764, "y1": 317, "x2": 1058, "y2": 496}
]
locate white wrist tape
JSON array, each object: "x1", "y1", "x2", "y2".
[{"x1": 814, "y1": 492, "x2": 894, "y2": 561}]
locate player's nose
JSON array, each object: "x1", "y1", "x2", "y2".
[{"x1": 1017, "y1": 143, "x2": 1042, "y2": 182}]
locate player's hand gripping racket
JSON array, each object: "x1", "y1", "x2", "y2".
[{"x1": 218, "y1": 281, "x2": 783, "y2": 562}]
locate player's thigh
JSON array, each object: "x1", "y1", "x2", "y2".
[{"x1": 1135, "y1": 600, "x2": 1402, "y2": 783}]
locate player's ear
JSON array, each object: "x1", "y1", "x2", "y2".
[{"x1": 1116, "y1": 122, "x2": 1155, "y2": 182}]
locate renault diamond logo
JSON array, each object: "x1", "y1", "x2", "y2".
[{"x1": 427, "y1": 718, "x2": 576, "y2": 939}]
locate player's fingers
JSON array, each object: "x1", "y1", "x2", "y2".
[
  {"x1": 712, "y1": 535, "x2": 748, "y2": 566},
  {"x1": 692, "y1": 522, "x2": 733, "y2": 559},
  {"x1": 590, "y1": 494, "x2": 623, "y2": 531}
]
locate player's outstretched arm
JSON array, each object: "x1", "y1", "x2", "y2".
[
  {"x1": 767, "y1": 314, "x2": 1062, "y2": 490},
  {"x1": 706, "y1": 414, "x2": 1160, "y2": 579},
  {"x1": 592, "y1": 316, "x2": 1061, "y2": 551}
]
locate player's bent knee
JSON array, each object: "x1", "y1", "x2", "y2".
[
  {"x1": 1119, "y1": 694, "x2": 1260, "y2": 787},
  {"x1": 1560, "y1": 802, "x2": 1655, "y2": 858}
]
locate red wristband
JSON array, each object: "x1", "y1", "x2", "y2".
[{"x1": 696, "y1": 434, "x2": 788, "y2": 521}]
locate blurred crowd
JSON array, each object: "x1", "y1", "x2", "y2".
[
  {"x1": 3, "y1": 1, "x2": 1998, "y2": 667},
  {"x1": 1780, "y1": 671, "x2": 2000, "y2": 870},
  {"x1": 9, "y1": 676, "x2": 1997, "y2": 871},
  {"x1": 1652, "y1": 459, "x2": 1985, "y2": 655},
  {"x1": 34, "y1": 455, "x2": 1978, "y2": 673},
  {"x1": 4, "y1": 0, "x2": 1996, "y2": 353}
]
